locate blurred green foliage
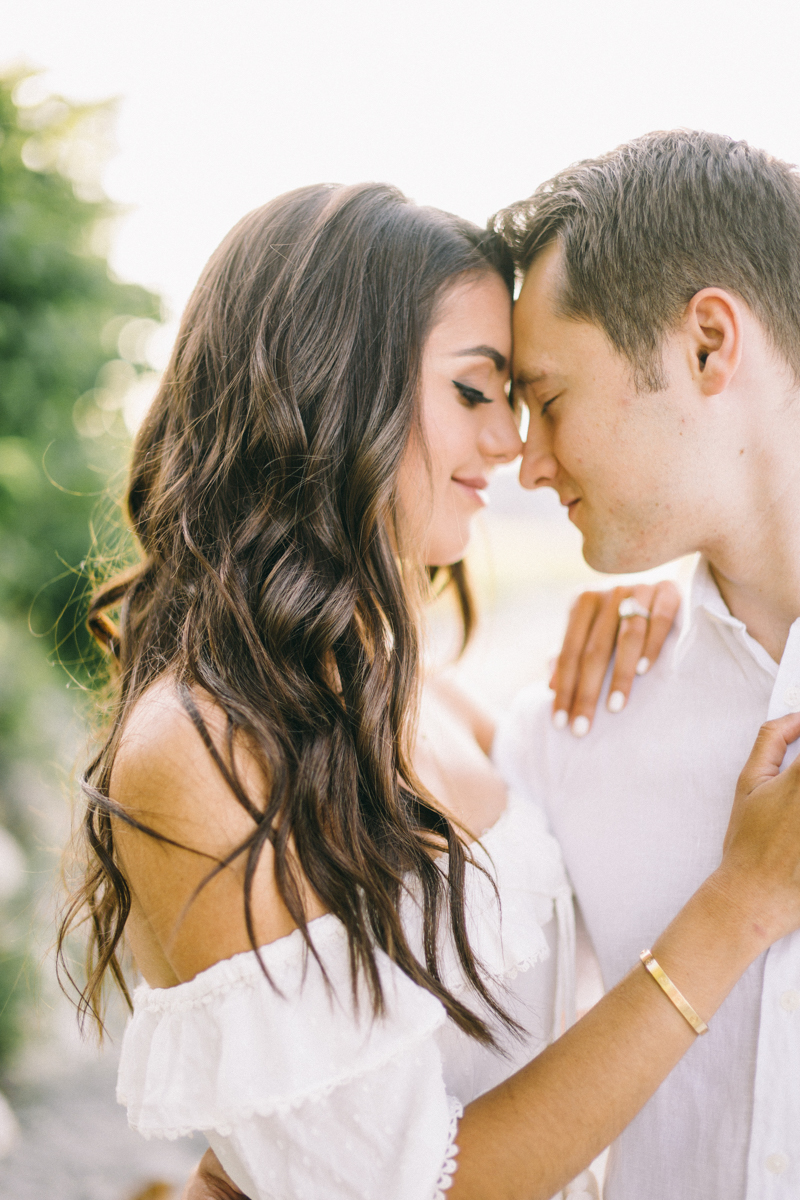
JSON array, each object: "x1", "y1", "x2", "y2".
[
  {"x1": 0, "y1": 949, "x2": 28, "y2": 1065},
  {"x1": 0, "y1": 72, "x2": 160, "y2": 674},
  {"x1": 0, "y1": 70, "x2": 162, "y2": 1066}
]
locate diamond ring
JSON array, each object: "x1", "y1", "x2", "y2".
[{"x1": 618, "y1": 597, "x2": 651, "y2": 621}]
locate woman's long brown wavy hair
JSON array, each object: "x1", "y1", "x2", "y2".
[{"x1": 58, "y1": 182, "x2": 516, "y2": 1043}]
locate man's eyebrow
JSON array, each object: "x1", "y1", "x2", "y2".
[
  {"x1": 513, "y1": 369, "x2": 549, "y2": 386},
  {"x1": 453, "y1": 345, "x2": 507, "y2": 371}
]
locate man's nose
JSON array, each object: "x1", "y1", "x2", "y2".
[{"x1": 519, "y1": 421, "x2": 559, "y2": 490}]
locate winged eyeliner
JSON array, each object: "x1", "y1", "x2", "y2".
[{"x1": 452, "y1": 380, "x2": 492, "y2": 405}]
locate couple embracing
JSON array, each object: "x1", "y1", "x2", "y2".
[{"x1": 62, "y1": 129, "x2": 800, "y2": 1199}]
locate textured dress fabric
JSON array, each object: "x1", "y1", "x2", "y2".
[{"x1": 117, "y1": 789, "x2": 578, "y2": 1200}]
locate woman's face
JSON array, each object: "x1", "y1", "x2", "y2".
[{"x1": 397, "y1": 271, "x2": 521, "y2": 567}]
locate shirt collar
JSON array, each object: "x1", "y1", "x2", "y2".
[{"x1": 674, "y1": 555, "x2": 780, "y2": 678}]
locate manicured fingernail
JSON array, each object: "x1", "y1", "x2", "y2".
[
  {"x1": 636, "y1": 657, "x2": 650, "y2": 675},
  {"x1": 553, "y1": 709, "x2": 569, "y2": 730},
  {"x1": 572, "y1": 715, "x2": 590, "y2": 737},
  {"x1": 607, "y1": 690, "x2": 626, "y2": 713}
]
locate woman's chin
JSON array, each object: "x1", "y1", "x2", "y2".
[{"x1": 425, "y1": 540, "x2": 472, "y2": 570}]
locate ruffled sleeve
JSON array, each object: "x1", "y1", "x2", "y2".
[{"x1": 117, "y1": 915, "x2": 460, "y2": 1200}]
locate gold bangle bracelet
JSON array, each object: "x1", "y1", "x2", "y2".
[{"x1": 640, "y1": 950, "x2": 709, "y2": 1036}]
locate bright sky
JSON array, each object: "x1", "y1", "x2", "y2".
[{"x1": 5, "y1": 0, "x2": 800, "y2": 342}]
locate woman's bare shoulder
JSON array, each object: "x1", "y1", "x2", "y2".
[
  {"x1": 109, "y1": 678, "x2": 308, "y2": 983},
  {"x1": 112, "y1": 677, "x2": 265, "y2": 843},
  {"x1": 113, "y1": 676, "x2": 233, "y2": 790}
]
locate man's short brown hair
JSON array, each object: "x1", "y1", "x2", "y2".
[{"x1": 493, "y1": 130, "x2": 800, "y2": 390}]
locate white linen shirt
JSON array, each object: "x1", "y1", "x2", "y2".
[{"x1": 495, "y1": 557, "x2": 800, "y2": 1200}]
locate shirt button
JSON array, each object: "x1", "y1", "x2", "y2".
[
  {"x1": 780, "y1": 989, "x2": 800, "y2": 1012},
  {"x1": 765, "y1": 1152, "x2": 790, "y2": 1174},
  {"x1": 783, "y1": 684, "x2": 800, "y2": 709}
]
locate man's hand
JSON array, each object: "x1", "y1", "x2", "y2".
[
  {"x1": 549, "y1": 581, "x2": 681, "y2": 736},
  {"x1": 181, "y1": 1150, "x2": 247, "y2": 1200}
]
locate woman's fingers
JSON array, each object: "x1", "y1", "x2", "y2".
[
  {"x1": 736, "y1": 714, "x2": 800, "y2": 797},
  {"x1": 569, "y1": 588, "x2": 635, "y2": 735},
  {"x1": 639, "y1": 581, "x2": 682, "y2": 676},
  {"x1": 604, "y1": 581, "x2": 681, "y2": 713},
  {"x1": 604, "y1": 584, "x2": 657, "y2": 715},
  {"x1": 550, "y1": 579, "x2": 683, "y2": 736},
  {"x1": 551, "y1": 591, "x2": 604, "y2": 730},
  {"x1": 721, "y1": 713, "x2": 800, "y2": 914}
]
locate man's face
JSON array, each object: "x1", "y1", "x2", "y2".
[{"x1": 513, "y1": 243, "x2": 706, "y2": 574}]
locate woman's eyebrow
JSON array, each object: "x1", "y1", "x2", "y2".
[{"x1": 452, "y1": 345, "x2": 507, "y2": 371}]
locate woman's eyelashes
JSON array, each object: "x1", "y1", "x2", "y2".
[
  {"x1": 540, "y1": 395, "x2": 559, "y2": 418},
  {"x1": 453, "y1": 380, "x2": 492, "y2": 407}
]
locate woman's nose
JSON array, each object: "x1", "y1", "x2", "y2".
[{"x1": 480, "y1": 405, "x2": 523, "y2": 464}]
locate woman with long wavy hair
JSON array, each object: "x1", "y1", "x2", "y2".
[{"x1": 61, "y1": 182, "x2": 800, "y2": 1200}]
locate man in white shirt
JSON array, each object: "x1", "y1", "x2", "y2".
[{"x1": 494, "y1": 130, "x2": 800, "y2": 1200}]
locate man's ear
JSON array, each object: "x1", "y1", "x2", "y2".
[{"x1": 684, "y1": 288, "x2": 742, "y2": 396}]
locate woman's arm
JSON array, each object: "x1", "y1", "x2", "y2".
[
  {"x1": 454, "y1": 877, "x2": 757, "y2": 1197},
  {"x1": 452, "y1": 712, "x2": 800, "y2": 1199}
]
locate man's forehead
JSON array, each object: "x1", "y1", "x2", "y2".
[
  {"x1": 511, "y1": 253, "x2": 564, "y2": 371},
  {"x1": 517, "y1": 242, "x2": 564, "y2": 306},
  {"x1": 512, "y1": 295, "x2": 561, "y2": 384},
  {"x1": 512, "y1": 247, "x2": 605, "y2": 382}
]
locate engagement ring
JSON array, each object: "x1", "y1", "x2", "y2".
[{"x1": 618, "y1": 598, "x2": 651, "y2": 621}]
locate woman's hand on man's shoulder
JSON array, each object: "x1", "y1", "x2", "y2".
[{"x1": 549, "y1": 580, "x2": 682, "y2": 737}]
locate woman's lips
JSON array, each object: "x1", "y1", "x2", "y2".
[{"x1": 452, "y1": 475, "x2": 489, "y2": 506}]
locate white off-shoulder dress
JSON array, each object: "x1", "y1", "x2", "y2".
[{"x1": 117, "y1": 787, "x2": 589, "y2": 1200}]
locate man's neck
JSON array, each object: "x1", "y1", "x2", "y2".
[
  {"x1": 699, "y1": 393, "x2": 800, "y2": 664},
  {"x1": 707, "y1": 547, "x2": 800, "y2": 665}
]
